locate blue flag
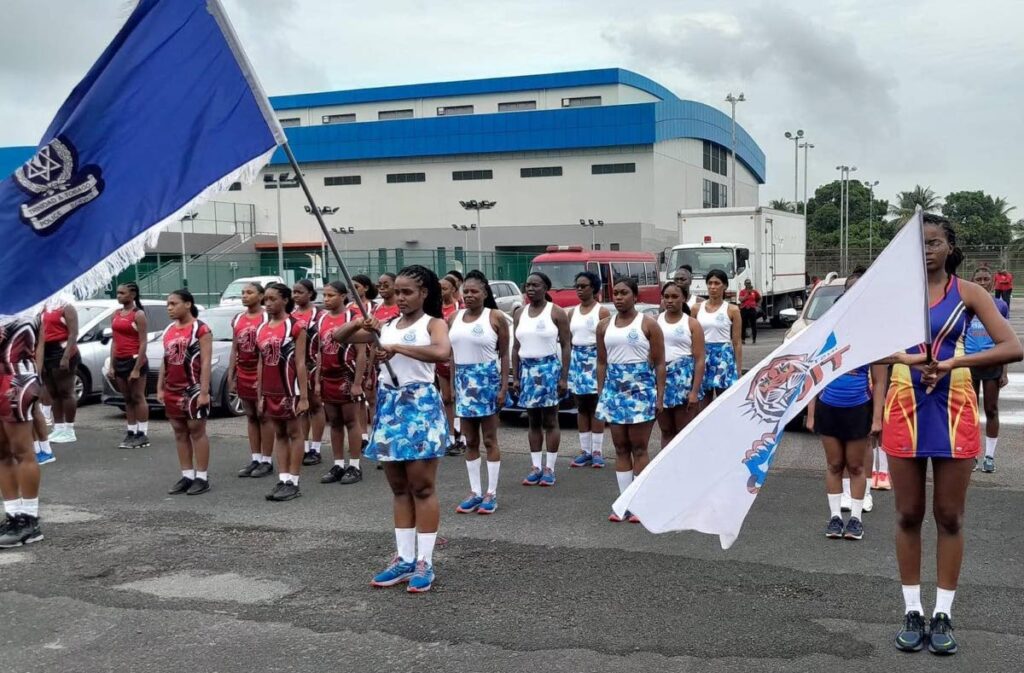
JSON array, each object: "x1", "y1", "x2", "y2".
[{"x1": 0, "y1": 0, "x2": 284, "y2": 319}]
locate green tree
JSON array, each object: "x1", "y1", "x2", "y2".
[
  {"x1": 768, "y1": 199, "x2": 795, "y2": 212},
  {"x1": 888, "y1": 185, "x2": 942, "y2": 224},
  {"x1": 942, "y1": 190, "x2": 1012, "y2": 247}
]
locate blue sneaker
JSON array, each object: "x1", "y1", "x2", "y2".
[
  {"x1": 591, "y1": 453, "x2": 605, "y2": 469},
  {"x1": 982, "y1": 456, "x2": 996, "y2": 473},
  {"x1": 456, "y1": 493, "x2": 484, "y2": 513},
  {"x1": 478, "y1": 493, "x2": 498, "y2": 515},
  {"x1": 571, "y1": 452, "x2": 592, "y2": 468},
  {"x1": 522, "y1": 468, "x2": 542, "y2": 486},
  {"x1": 35, "y1": 450, "x2": 56, "y2": 466},
  {"x1": 407, "y1": 560, "x2": 435, "y2": 593},
  {"x1": 370, "y1": 556, "x2": 416, "y2": 587},
  {"x1": 540, "y1": 467, "x2": 556, "y2": 487}
]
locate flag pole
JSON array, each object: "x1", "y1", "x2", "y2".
[
  {"x1": 917, "y1": 206, "x2": 933, "y2": 365},
  {"x1": 280, "y1": 142, "x2": 399, "y2": 387}
]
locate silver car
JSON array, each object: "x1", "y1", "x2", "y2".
[{"x1": 490, "y1": 280, "x2": 524, "y2": 316}]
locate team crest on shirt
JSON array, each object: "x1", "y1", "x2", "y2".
[
  {"x1": 14, "y1": 136, "x2": 104, "y2": 235},
  {"x1": 472, "y1": 324, "x2": 485, "y2": 337},
  {"x1": 321, "y1": 331, "x2": 341, "y2": 356},
  {"x1": 627, "y1": 328, "x2": 641, "y2": 343},
  {"x1": 261, "y1": 337, "x2": 283, "y2": 365},
  {"x1": 165, "y1": 337, "x2": 189, "y2": 366},
  {"x1": 402, "y1": 331, "x2": 417, "y2": 343},
  {"x1": 537, "y1": 320, "x2": 547, "y2": 331},
  {"x1": 238, "y1": 326, "x2": 258, "y2": 353},
  {"x1": 674, "y1": 326, "x2": 686, "y2": 336},
  {"x1": 586, "y1": 317, "x2": 595, "y2": 328}
]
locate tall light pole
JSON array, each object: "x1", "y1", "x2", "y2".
[
  {"x1": 799, "y1": 141, "x2": 814, "y2": 215},
  {"x1": 264, "y1": 172, "x2": 297, "y2": 275},
  {"x1": 451, "y1": 223, "x2": 477, "y2": 260},
  {"x1": 179, "y1": 211, "x2": 198, "y2": 287},
  {"x1": 865, "y1": 180, "x2": 879, "y2": 261},
  {"x1": 784, "y1": 129, "x2": 804, "y2": 205},
  {"x1": 835, "y1": 165, "x2": 857, "y2": 274},
  {"x1": 579, "y1": 218, "x2": 604, "y2": 250},
  {"x1": 725, "y1": 92, "x2": 745, "y2": 200},
  {"x1": 459, "y1": 199, "x2": 496, "y2": 273},
  {"x1": 306, "y1": 205, "x2": 338, "y2": 279},
  {"x1": 330, "y1": 226, "x2": 356, "y2": 255}
]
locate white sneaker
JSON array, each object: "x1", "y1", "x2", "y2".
[
  {"x1": 48, "y1": 428, "x2": 68, "y2": 443},
  {"x1": 840, "y1": 493, "x2": 852, "y2": 512},
  {"x1": 65, "y1": 428, "x2": 77, "y2": 443},
  {"x1": 863, "y1": 492, "x2": 873, "y2": 513}
]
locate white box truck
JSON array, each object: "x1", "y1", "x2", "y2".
[{"x1": 665, "y1": 207, "x2": 808, "y2": 326}]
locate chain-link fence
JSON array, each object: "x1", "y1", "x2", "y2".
[{"x1": 808, "y1": 245, "x2": 1022, "y2": 287}]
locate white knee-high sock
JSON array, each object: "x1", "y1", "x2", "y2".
[
  {"x1": 466, "y1": 457, "x2": 482, "y2": 496},
  {"x1": 842, "y1": 477, "x2": 851, "y2": 498},
  {"x1": 877, "y1": 450, "x2": 889, "y2": 473},
  {"x1": 579, "y1": 433, "x2": 592, "y2": 455},
  {"x1": 486, "y1": 461, "x2": 500, "y2": 495},
  {"x1": 417, "y1": 532, "x2": 437, "y2": 565},
  {"x1": 395, "y1": 528, "x2": 416, "y2": 563},
  {"x1": 616, "y1": 471, "x2": 634, "y2": 494},
  {"x1": 903, "y1": 585, "x2": 923, "y2": 614},
  {"x1": 545, "y1": 451, "x2": 558, "y2": 472},
  {"x1": 985, "y1": 437, "x2": 998, "y2": 459},
  {"x1": 591, "y1": 432, "x2": 604, "y2": 456},
  {"x1": 827, "y1": 493, "x2": 842, "y2": 518},
  {"x1": 934, "y1": 587, "x2": 955, "y2": 617},
  {"x1": 531, "y1": 452, "x2": 542, "y2": 470}
]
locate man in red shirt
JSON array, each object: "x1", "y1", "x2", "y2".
[
  {"x1": 994, "y1": 268, "x2": 1014, "y2": 307},
  {"x1": 738, "y1": 279, "x2": 762, "y2": 344}
]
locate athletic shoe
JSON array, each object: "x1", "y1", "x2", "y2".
[
  {"x1": 274, "y1": 482, "x2": 301, "y2": 501},
  {"x1": 370, "y1": 556, "x2": 416, "y2": 587},
  {"x1": 15, "y1": 515, "x2": 43, "y2": 545},
  {"x1": 42, "y1": 409, "x2": 53, "y2": 426},
  {"x1": 928, "y1": 613, "x2": 958, "y2": 655},
  {"x1": 840, "y1": 494, "x2": 852, "y2": 512},
  {"x1": 539, "y1": 467, "x2": 556, "y2": 486},
  {"x1": 186, "y1": 478, "x2": 210, "y2": 496},
  {"x1": 628, "y1": 513, "x2": 641, "y2": 524},
  {"x1": 36, "y1": 449, "x2": 56, "y2": 465},
  {"x1": 168, "y1": 477, "x2": 193, "y2": 495},
  {"x1": 972, "y1": 458, "x2": 979, "y2": 472},
  {"x1": 522, "y1": 468, "x2": 542, "y2": 486},
  {"x1": 134, "y1": 433, "x2": 151, "y2": 448},
  {"x1": 445, "y1": 441, "x2": 465, "y2": 457},
  {"x1": 250, "y1": 462, "x2": 274, "y2": 478},
  {"x1": 478, "y1": 493, "x2": 497, "y2": 514},
  {"x1": 48, "y1": 428, "x2": 70, "y2": 444},
  {"x1": 265, "y1": 481, "x2": 286, "y2": 501},
  {"x1": 302, "y1": 450, "x2": 322, "y2": 466},
  {"x1": 894, "y1": 610, "x2": 927, "y2": 652},
  {"x1": 456, "y1": 493, "x2": 484, "y2": 513},
  {"x1": 0, "y1": 514, "x2": 24, "y2": 548},
  {"x1": 591, "y1": 453, "x2": 605, "y2": 469},
  {"x1": 982, "y1": 456, "x2": 996, "y2": 473},
  {"x1": 571, "y1": 452, "x2": 592, "y2": 468},
  {"x1": 825, "y1": 516, "x2": 844, "y2": 539},
  {"x1": 608, "y1": 511, "x2": 625, "y2": 523},
  {"x1": 320, "y1": 464, "x2": 345, "y2": 483},
  {"x1": 118, "y1": 431, "x2": 134, "y2": 449},
  {"x1": 843, "y1": 517, "x2": 864, "y2": 540},
  {"x1": 863, "y1": 493, "x2": 874, "y2": 513},
  {"x1": 339, "y1": 466, "x2": 363, "y2": 485},
  {"x1": 875, "y1": 472, "x2": 892, "y2": 490},
  {"x1": 407, "y1": 560, "x2": 435, "y2": 593},
  {"x1": 238, "y1": 461, "x2": 260, "y2": 478}
]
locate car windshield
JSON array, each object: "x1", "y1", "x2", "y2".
[
  {"x1": 530, "y1": 262, "x2": 586, "y2": 290},
  {"x1": 200, "y1": 310, "x2": 238, "y2": 341},
  {"x1": 804, "y1": 284, "x2": 845, "y2": 321},
  {"x1": 668, "y1": 248, "x2": 736, "y2": 278},
  {"x1": 221, "y1": 281, "x2": 249, "y2": 300},
  {"x1": 75, "y1": 304, "x2": 111, "y2": 327}
]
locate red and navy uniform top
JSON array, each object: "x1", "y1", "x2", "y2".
[
  {"x1": 441, "y1": 301, "x2": 461, "y2": 322},
  {"x1": 292, "y1": 305, "x2": 322, "y2": 375},
  {"x1": 0, "y1": 319, "x2": 39, "y2": 375},
  {"x1": 232, "y1": 310, "x2": 268, "y2": 376},
  {"x1": 162, "y1": 320, "x2": 210, "y2": 394},
  {"x1": 373, "y1": 302, "x2": 400, "y2": 323},
  {"x1": 257, "y1": 317, "x2": 303, "y2": 397},
  {"x1": 820, "y1": 365, "x2": 871, "y2": 408},
  {"x1": 111, "y1": 307, "x2": 143, "y2": 359},
  {"x1": 41, "y1": 306, "x2": 70, "y2": 344},
  {"x1": 316, "y1": 310, "x2": 355, "y2": 380}
]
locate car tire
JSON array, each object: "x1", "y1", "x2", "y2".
[
  {"x1": 221, "y1": 381, "x2": 245, "y2": 417},
  {"x1": 75, "y1": 367, "x2": 90, "y2": 405}
]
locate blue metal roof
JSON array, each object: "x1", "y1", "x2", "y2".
[
  {"x1": 0, "y1": 146, "x2": 35, "y2": 176},
  {"x1": 271, "y1": 100, "x2": 766, "y2": 183},
  {"x1": 270, "y1": 68, "x2": 680, "y2": 110}
]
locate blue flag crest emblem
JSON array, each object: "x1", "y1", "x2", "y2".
[{"x1": 15, "y1": 136, "x2": 104, "y2": 234}]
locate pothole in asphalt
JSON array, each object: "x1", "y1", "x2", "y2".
[{"x1": 114, "y1": 571, "x2": 296, "y2": 604}]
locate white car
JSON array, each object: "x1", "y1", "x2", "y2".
[
  {"x1": 782, "y1": 272, "x2": 846, "y2": 342},
  {"x1": 490, "y1": 280, "x2": 523, "y2": 316},
  {"x1": 219, "y1": 275, "x2": 285, "y2": 307}
]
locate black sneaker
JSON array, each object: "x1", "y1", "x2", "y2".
[
  {"x1": 843, "y1": 517, "x2": 864, "y2": 540},
  {"x1": 15, "y1": 514, "x2": 43, "y2": 545},
  {"x1": 250, "y1": 462, "x2": 274, "y2": 478},
  {"x1": 825, "y1": 515, "x2": 844, "y2": 539},
  {"x1": 265, "y1": 481, "x2": 286, "y2": 501},
  {"x1": 928, "y1": 613, "x2": 958, "y2": 655},
  {"x1": 238, "y1": 460, "x2": 260, "y2": 478},
  {"x1": 274, "y1": 482, "x2": 301, "y2": 501},
  {"x1": 340, "y1": 466, "x2": 363, "y2": 485},
  {"x1": 0, "y1": 514, "x2": 24, "y2": 548},
  {"x1": 320, "y1": 464, "x2": 345, "y2": 483},
  {"x1": 134, "y1": 432, "x2": 151, "y2": 448},
  {"x1": 895, "y1": 610, "x2": 927, "y2": 652},
  {"x1": 118, "y1": 431, "x2": 134, "y2": 449},
  {"x1": 168, "y1": 477, "x2": 193, "y2": 495},
  {"x1": 302, "y1": 450, "x2": 322, "y2": 466},
  {"x1": 186, "y1": 478, "x2": 210, "y2": 496}
]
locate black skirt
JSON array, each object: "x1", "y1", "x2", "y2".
[
  {"x1": 814, "y1": 400, "x2": 872, "y2": 441},
  {"x1": 114, "y1": 356, "x2": 149, "y2": 380}
]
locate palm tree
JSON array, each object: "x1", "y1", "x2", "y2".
[
  {"x1": 768, "y1": 199, "x2": 794, "y2": 212},
  {"x1": 888, "y1": 185, "x2": 942, "y2": 224},
  {"x1": 993, "y1": 196, "x2": 1017, "y2": 221}
]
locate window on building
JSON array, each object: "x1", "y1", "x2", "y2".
[
  {"x1": 322, "y1": 113, "x2": 356, "y2": 125},
  {"x1": 228, "y1": 182, "x2": 241, "y2": 191},
  {"x1": 437, "y1": 105, "x2": 473, "y2": 116},
  {"x1": 386, "y1": 172, "x2": 426, "y2": 184},
  {"x1": 279, "y1": 117, "x2": 301, "y2": 128},
  {"x1": 378, "y1": 109, "x2": 414, "y2": 120},
  {"x1": 520, "y1": 166, "x2": 563, "y2": 178},
  {"x1": 610, "y1": 243, "x2": 620, "y2": 251},
  {"x1": 703, "y1": 140, "x2": 729, "y2": 177},
  {"x1": 452, "y1": 169, "x2": 493, "y2": 181},
  {"x1": 324, "y1": 175, "x2": 361, "y2": 186},
  {"x1": 703, "y1": 179, "x2": 728, "y2": 208},
  {"x1": 591, "y1": 162, "x2": 636, "y2": 175},
  {"x1": 498, "y1": 100, "x2": 537, "y2": 112},
  {"x1": 561, "y1": 96, "x2": 601, "y2": 108}
]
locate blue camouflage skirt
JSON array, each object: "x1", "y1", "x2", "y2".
[
  {"x1": 596, "y1": 362, "x2": 657, "y2": 425},
  {"x1": 569, "y1": 345, "x2": 598, "y2": 395},
  {"x1": 703, "y1": 342, "x2": 738, "y2": 392},
  {"x1": 665, "y1": 356, "x2": 703, "y2": 408},
  {"x1": 365, "y1": 382, "x2": 450, "y2": 462},
  {"x1": 455, "y1": 360, "x2": 501, "y2": 418},
  {"x1": 518, "y1": 354, "x2": 562, "y2": 409}
]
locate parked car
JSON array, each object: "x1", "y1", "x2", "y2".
[
  {"x1": 490, "y1": 280, "x2": 523, "y2": 316},
  {"x1": 219, "y1": 275, "x2": 284, "y2": 307},
  {"x1": 102, "y1": 305, "x2": 244, "y2": 416},
  {"x1": 781, "y1": 272, "x2": 845, "y2": 342}
]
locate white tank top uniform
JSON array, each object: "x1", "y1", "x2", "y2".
[
  {"x1": 697, "y1": 301, "x2": 733, "y2": 344},
  {"x1": 569, "y1": 304, "x2": 599, "y2": 347},
  {"x1": 659, "y1": 312, "x2": 701, "y2": 407},
  {"x1": 450, "y1": 308, "x2": 498, "y2": 364},
  {"x1": 450, "y1": 309, "x2": 501, "y2": 418},
  {"x1": 697, "y1": 301, "x2": 738, "y2": 393},
  {"x1": 378, "y1": 313, "x2": 435, "y2": 387},
  {"x1": 515, "y1": 302, "x2": 562, "y2": 409},
  {"x1": 516, "y1": 302, "x2": 559, "y2": 360},
  {"x1": 568, "y1": 304, "x2": 600, "y2": 396},
  {"x1": 658, "y1": 313, "x2": 692, "y2": 362},
  {"x1": 596, "y1": 312, "x2": 658, "y2": 425},
  {"x1": 603, "y1": 312, "x2": 650, "y2": 364}
]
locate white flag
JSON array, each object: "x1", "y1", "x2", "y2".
[{"x1": 613, "y1": 211, "x2": 928, "y2": 549}]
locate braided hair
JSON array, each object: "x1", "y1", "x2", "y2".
[
  {"x1": 527, "y1": 271, "x2": 554, "y2": 303},
  {"x1": 170, "y1": 288, "x2": 199, "y2": 318},
  {"x1": 397, "y1": 265, "x2": 442, "y2": 318},
  {"x1": 296, "y1": 278, "x2": 317, "y2": 302},
  {"x1": 923, "y1": 213, "x2": 963, "y2": 275},
  {"x1": 121, "y1": 282, "x2": 144, "y2": 312},
  {"x1": 265, "y1": 282, "x2": 295, "y2": 314},
  {"x1": 352, "y1": 274, "x2": 378, "y2": 302},
  {"x1": 464, "y1": 269, "x2": 498, "y2": 310}
]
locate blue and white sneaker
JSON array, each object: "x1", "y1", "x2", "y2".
[
  {"x1": 456, "y1": 493, "x2": 484, "y2": 513},
  {"x1": 522, "y1": 468, "x2": 543, "y2": 486},
  {"x1": 35, "y1": 449, "x2": 56, "y2": 466},
  {"x1": 478, "y1": 493, "x2": 498, "y2": 515},
  {"x1": 370, "y1": 556, "x2": 416, "y2": 587},
  {"x1": 571, "y1": 452, "x2": 592, "y2": 468},
  {"x1": 540, "y1": 467, "x2": 556, "y2": 487},
  {"x1": 407, "y1": 560, "x2": 435, "y2": 593},
  {"x1": 591, "y1": 453, "x2": 605, "y2": 469}
]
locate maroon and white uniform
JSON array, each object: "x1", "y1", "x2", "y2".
[
  {"x1": 292, "y1": 306, "x2": 322, "y2": 410},
  {"x1": 231, "y1": 310, "x2": 268, "y2": 403},
  {"x1": 257, "y1": 318, "x2": 304, "y2": 420},
  {"x1": 317, "y1": 310, "x2": 363, "y2": 404},
  {"x1": 162, "y1": 320, "x2": 211, "y2": 420},
  {"x1": 0, "y1": 319, "x2": 40, "y2": 424}
]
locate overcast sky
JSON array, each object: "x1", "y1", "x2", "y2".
[{"x1": 2, "y1": 0, "x2": 1021, "y2": 215}]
